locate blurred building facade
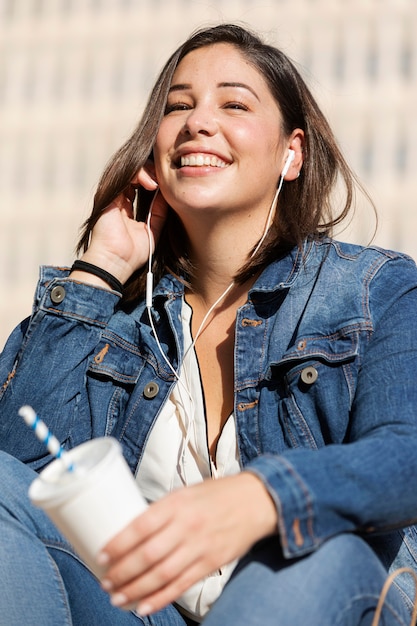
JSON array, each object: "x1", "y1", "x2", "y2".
[{"x1": 0, "y1": 0, "x2": 416, "y2": 347}]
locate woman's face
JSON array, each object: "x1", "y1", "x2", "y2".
[{"x1": 153, "y1": 43, "x2": 289, "y2": 221}]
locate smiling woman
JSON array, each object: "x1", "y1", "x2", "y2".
[
  {"x1": 154, "y1": 43, "x2": 300, "y2": 227},
  {"x1": 1, "y1": 23, "x2": 417, "y2": 626},
  {"x1": 75, "y1": 24, "x2": 356, "y2": 303}
]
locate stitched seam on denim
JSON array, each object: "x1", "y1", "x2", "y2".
[
  {"x1": 284, "y1": 391, "x2": 319, "y2": 450},
  {"x1": 330, "y1": 240, "x2": 401, "y2": 262},
  {"x1": 361, "y1": 255, "x2": 391, "y2": 324},
  {"x1": 334, "y1": 592, "x2": 411, "y2": 626},
  {"x1": 46, "y1": 552, "x2": 74, "y2": 625},
  {"x1": 88, "y1": 365, "x2": 139, "y2": 385},
  {"x1": 90, "y1": 333, "x2": 177, "y2": 381},
  {"x1": 105, "y1": 386, "x2": 126, "y2": 436},
  {"x1": 403, "y1": 529, "x2": 417, "y2": 561},
  {"x1": 278, "y1": 456, "x2": 316, "y2": 543},
  {"x1": 234, "y1": 310, "x2": 269, "y2": 391},
  {"x1": 342, "y1": 361, "x2": 356, "y2": 407},
  {"x1": 281, "y1": 334, "x2": 364, "y2": 364},
  {"x1": 392, "y1": 578, "x2": 417, "y2": 614},
  {"x1": 40, "y1": 306, "x2": 108, "y2": 326},
  {"x1": 101, "y1": 329, "x2": 143, "y2": 354},
  {"x1": 89, "y1": 359, "x2": 176, "y2": 384},
  {"x1": 296, "y1": 325, "x2": 363, "y2": 343},
  {"x1": 280, "y1": 397, "x2": 301, "y2": 449}
]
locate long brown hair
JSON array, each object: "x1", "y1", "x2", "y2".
[{"x1": 77, "y1": 23, "x2": 368, "y2": 303}]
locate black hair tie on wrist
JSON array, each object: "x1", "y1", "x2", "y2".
[{"x1": 71, "y1": 260, "x2": 123, "y2": 293}]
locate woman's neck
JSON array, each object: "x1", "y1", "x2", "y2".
[{"x1": 183, "y1": 214, "x2": 263, "y2": 307}]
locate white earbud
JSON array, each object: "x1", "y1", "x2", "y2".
[
  {"x1": 281, "y1": 149, "x2": 295, "y2": 178},
  {"x1": 145, "y1": 188, "x2": 159, "y2": 308}
]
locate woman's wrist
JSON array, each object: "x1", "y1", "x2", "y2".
[
  {"x1": 69, "y1": 252, "x2": 134, "y2": 291},
  {"x1": 240, "y1": 472, "x2": 279, "y2": 539},
  {"x1": 70, "y1": 260, "x2": 123, "y2": 293}
]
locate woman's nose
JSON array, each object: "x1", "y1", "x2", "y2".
[{"x1": 182, "y1": 106, "x2": 218, "y2": 137}]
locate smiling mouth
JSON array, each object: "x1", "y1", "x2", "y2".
[{"x1": 179, "y1": 154, "x2": 229, "y2": 168}]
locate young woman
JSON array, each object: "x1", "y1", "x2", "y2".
[{"x1": 1, "y1": 24, "x2": 417, "y2": 626}]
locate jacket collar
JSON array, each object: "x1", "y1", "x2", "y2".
[{"x1": 151, "y1": 239, "x2": 318, "y2": 303}]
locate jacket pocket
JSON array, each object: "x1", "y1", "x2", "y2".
[
  {"x1": 86, "y1": 336, "x2": 147, "y2": 437},
  {"x1": 267, "y1": 330, "x2": 360, "y2": 449}
]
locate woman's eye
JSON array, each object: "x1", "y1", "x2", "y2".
[
  {"x1": 224, "y1": 102, "x2": 248, "y2": 111},
  {"x1": 165, "y1": 102, "x2": 191, "y2": 114}
]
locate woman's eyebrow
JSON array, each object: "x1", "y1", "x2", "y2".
[
  {"x1": 168, "y1": 82, "x2": 260, "y2": 101},
  {"x1": 168, "y1": 83, "x2": 191, "y2": 93},
  {"x1": 218, "y1": 82, "x2": 260, "y2": 101}
]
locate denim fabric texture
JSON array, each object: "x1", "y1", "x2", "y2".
[
  {"x1": 2, "y1": 237, "x2": 417, "y2": 621},
  {"x1": 0, "y1": 451, "x2": 189, "y2": 626},
  {"x1": 0, "y1": 450, "x2": 411, "y2": 626}
]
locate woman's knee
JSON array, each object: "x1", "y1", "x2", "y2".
[
  {"x1": 0, "y1": 451, "x2": 64, "y2": 542},
  {"x1": 0, "y1": 451, "x2": 36, "y2": 507},
  {"x1": 203, "y1": 535, "x2": 411, "y2": 626}
]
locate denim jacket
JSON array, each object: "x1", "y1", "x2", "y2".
[{"x1": 2, "y1": 238, "x2": 417, "y2": 602}]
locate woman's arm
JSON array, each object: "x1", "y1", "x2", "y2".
[
  {"x1": 0, "y1": 169, "x2": 167, "y2": 469},
  {"x1": 0, "y1": 266, "x2": 122, "y2": 467},
  {"x1": 245, "y1": 257, "x2": 417, "y2": 558}
]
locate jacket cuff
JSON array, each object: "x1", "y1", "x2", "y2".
[
  {"x1": 35, "y1": 266, "x2": 121, "y2": 325},
  {"x1": 245, "y1": 454, "x2": 320, "y2": 559}
]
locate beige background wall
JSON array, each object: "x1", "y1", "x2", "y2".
[{"x1": 0, "y1": 0, "x2": 416, "y2": 348}]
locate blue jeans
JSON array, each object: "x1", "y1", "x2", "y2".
[
  {"x1": 0, "y1": 451, "x2": 186, "y2": 626},
  {"x1": 204, "y1": 537, "x2": 413, "y2": 626},
  {"x1": 0, "y1": 451, "x2": 412, "y2": 626}
]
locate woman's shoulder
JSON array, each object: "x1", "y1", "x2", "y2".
[
  {"x1": 312, "y1": 238, "x2": 417, "y2": 313},
  {"x1": 314, "y1": 237, "x2": 417, "y2": 277}
]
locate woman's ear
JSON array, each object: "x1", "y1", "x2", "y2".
[{"x1": 283, "y1": 129, "x2": 305, "y2": 181}]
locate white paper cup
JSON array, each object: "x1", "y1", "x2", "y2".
[{"x1": 29, "y1": 437, "x2": 148, "y2": 578}]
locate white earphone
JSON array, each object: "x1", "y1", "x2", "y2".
[
  {"x1": 281, "y1": 149, "x2": 295, "y2": 178},
  {"x1": 145, "y1": 189, "x2": 158, "y2": 308},
  {"x1": 142, "y1": 149, "x2": 297, "y2": 482}
]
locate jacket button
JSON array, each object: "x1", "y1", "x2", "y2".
[
  {"x1": 50, "y1": 285, "x2": 66, "y2": 304},
  {"x1": 143, "y1": 382, "x2": 159, "y2": 399},
  {"x1": 300, "y1": 366, "x2": 318, "y2": 385}
]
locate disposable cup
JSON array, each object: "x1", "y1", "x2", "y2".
[{"x1": 29, "y1": 437, "x2": 148, "y2": 579}]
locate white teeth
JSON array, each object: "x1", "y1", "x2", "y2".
[{"x1": 180, "y1": 154, "x2": 228, "y2": 168}]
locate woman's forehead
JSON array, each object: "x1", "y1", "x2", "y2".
[{"x1": 171, "y1": 43, "x2": 274, "y2": 99}]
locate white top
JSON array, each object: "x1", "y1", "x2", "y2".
[{"x1": 136, "y1": 301, "x2": 240, "y2": 622}]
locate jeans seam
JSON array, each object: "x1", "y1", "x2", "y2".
[
  {"x1": 335, "y1": 592, "x2": 411, "y2": 626},
  {"x1": 43, "y1": 539, "x2": 94, "y2": 573},
  {"x1": 46, "y1": 551, "x2": 74, "y2": 626}
]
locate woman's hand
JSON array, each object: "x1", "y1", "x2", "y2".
[
  {"x1": 97, "y1": 472, "x2": 278, "y2": 616},
  {"x1": 71, "y1": 168, "x2": 168, "y2": 288}
]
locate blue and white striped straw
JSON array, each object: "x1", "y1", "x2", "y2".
[{"x1": 19, "y1": 405, "x2": 74, "y2": 471}]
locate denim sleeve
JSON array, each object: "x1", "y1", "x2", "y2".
[
  {"x1": 245, "y1": 255, "x2": 417, "y2": 559},
  {"x1": 0, "y1": 266, "x2": 121, "y2": 469}
]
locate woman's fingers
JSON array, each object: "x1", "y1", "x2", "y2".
[
  {"x1": 102, "y1": 518, "x2": 175, "y2": 587},
  {"x1": 147, "y1": 189, "x2": 168, "y2": 243},
  {"x1": 102, "y1": 510, "x2": 213, "y2": 615},
  {"x1": 113, "y1": 553, "x2": 206, "y2": 616},
  {"x1": 97, "y1": 474, "x2": 277, "y2": 614},
  {"x1": 132, "y1": 166, "x2": 159, "y2": 191},
  {"x1": 130, "y1": 165, "x2": 169, "y2": 246}
]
